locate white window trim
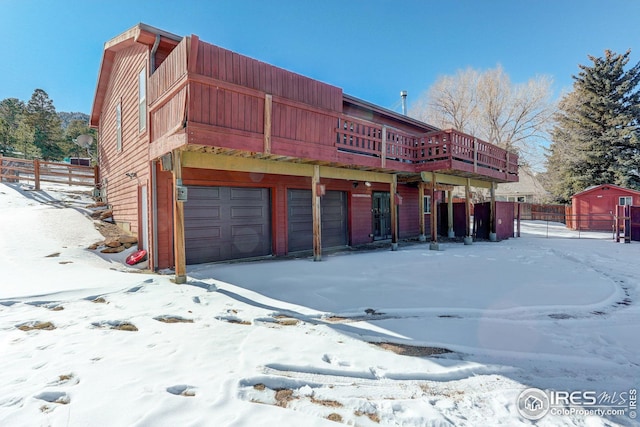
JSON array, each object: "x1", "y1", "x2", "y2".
[
  {"x1": 138, "y1": 67, "x2": 147, "y2": 133},
  {"x1": 423, "y1": 195, "x2": 431, "y2": 214},
  {"x1": 619, "y1": 196, "x2": 632, "y2": 206}
]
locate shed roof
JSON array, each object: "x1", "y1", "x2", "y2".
[{"x1": 571, "y1": 183, "x2": 640, "y2": 199}]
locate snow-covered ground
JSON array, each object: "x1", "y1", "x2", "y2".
[{"x1": 0, "y1": 182, "x2": 638, "y2": 426}]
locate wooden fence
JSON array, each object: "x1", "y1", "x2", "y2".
[{"x1": 0, "y1": 155, "x2": 99, "y2": 190}]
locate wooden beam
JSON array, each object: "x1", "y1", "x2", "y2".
[
  {"x1": 187, "y1": 35, "x2": 199, "y2": 74},
  {"x1": 465, "y1": 178, "x2": 472, "y2": 243},
  {"x1": 183, "y1": 151, "x2": 314, "y2": 176},
  {"x1": 381, "y1": 126, "x2": 387, "y2": 169},
  {"x1": 418, "y1": 182, "x2": 426, "y2": 240},
  {"x1": 182, "y1": 151, "x2": 396, "y2": 184},
  {"x1": 431, "y1": 171, "x2": 437, "y2": 244},
  {"x1": 447, "y1": 189, "x2": 454, "y2": 237},
  {"x1": 319, "y1": 166, "x2": 393, "y2": 184},
  {"x1": 473, "y1": 137, "x2": 478, "y2": 173},
  {"x1": 390, "y1": 174, "x2": 398, "y2": 250},
  {"x1": 420, "y1": 171, "x2": 492, "y2": 189},
  {"x1": 172, "y1": 150, "x2": 187, "y2": 284},
  {"x1": 312, "y1": 165, "x2": 322, "y2": 261},
  {"x1": 489, "y1": 181, "x2": 496, "y2": 241},
  {"x1": 264, "y1": 94, "x2": 272, "y2": 154}
]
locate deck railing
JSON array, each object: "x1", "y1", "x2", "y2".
[{"x1": 336, "y1": 117, "x2": 518, "y2": 179}]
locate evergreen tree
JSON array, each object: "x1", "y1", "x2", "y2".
[
  {"x1": 0, "y1": 98, "x2": 27, "y2": 156},
  {"x1": 25, "y1": 89, "x2": 64, "y2": 160},
  {"x1": 546, "y1": 50, "x2": 640, "y2": 203}
]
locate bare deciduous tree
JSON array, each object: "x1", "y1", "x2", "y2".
[{"x1": 410, "y1": 65, "x2": 555, "y2": 168}]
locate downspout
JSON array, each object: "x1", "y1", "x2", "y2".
[{"x1": 150, "y1": 34, "x2": 161, "y2": 73}]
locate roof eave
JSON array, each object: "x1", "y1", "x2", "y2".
[{"x1": 90, "y1": 23, "x2": 183, "y2": 128}]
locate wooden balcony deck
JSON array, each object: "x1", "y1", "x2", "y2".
[{"x1": 148, "y1": 36, "x2": 518, "y2": 184}]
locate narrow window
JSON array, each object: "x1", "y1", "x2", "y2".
[
  {"x1": 423, "y1": 195, "x2": 431, "y2": 214},
  {"x1": 138, "y1": 67, "x2": 147, "y2": 132},
  {"x1": 116, "y1": 102, "x2": 122, "y2": 152},
  {"x1": 619, "y1": 196, "x2": 632, "y2": 206}
]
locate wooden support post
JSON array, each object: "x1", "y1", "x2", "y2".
[
  {"x1": 489, "y1": 182, "x2": 497, "y2": 241},
  {"x1": 473, "y1": 138, "x2": 478, "y2": 173},
  {"x1": 418, "y1": 182, "x2": 426, "y2": 241},
  {"x1": 464, "y1": 178, "x2": 472, "y2": 245},
  {"x1": 264, "y1": 94, "x2": 272, "y2": 154},
  {"x1": 312, "y1": 165, "x2": 322, "y2": 261},
  {"x1": 516, "y1": 202, "x2": 521, "y2": 238},
  {"x1": 390, "y1": 174, "x2": 398, "y2": 250},
  {"x1": 447, "y1": 189, "x2": 454, "y2": 238},
  {"x1": 381, "y1": 126, "x2": 387, "y2": 169},
  {"x1": 429, "y1": 172, "x2": 439, "y2": 250},
  {"x1": 93, "y1": 164, "x2": 100, "y2": 188},
  {"x1": 34, "y1": 159, "x2": 41, "y2": 190},
  {"x1": 172, "y1": 150, "x2": 187, "y2": 284}
]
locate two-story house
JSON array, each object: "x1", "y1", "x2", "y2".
[{"x1": 90, "y1": 24, "x2": 518, "y2": 283}]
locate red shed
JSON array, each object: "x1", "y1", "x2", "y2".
[{"x1": 569, "y1": 184, "x2": 640, "y2": 231}]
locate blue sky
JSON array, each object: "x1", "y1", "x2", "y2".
[{"x1": 1, "y1": 0, "x2": 639, "y2": 115}]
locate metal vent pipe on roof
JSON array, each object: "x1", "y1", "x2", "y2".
[{"x1": 400, "y1": 90, "x2": 408, "y2": 115}]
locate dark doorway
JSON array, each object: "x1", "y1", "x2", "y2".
[{"x1": 372, "y1": 191, "x2": 391, "y2": 240}]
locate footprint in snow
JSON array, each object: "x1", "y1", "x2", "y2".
[
  {"x1": 322, "y1": 354, "x2": 350, "y2": 367},
  {"x1": 34, "y1": 391, "x2": 70, "y2": 405}
]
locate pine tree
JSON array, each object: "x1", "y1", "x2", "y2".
[
  {"x1": 25, "y1": 89, "x2": 64, "y2": 160},
  {"x1": 546, "y1": 50, "x2": 640, "y2": 203}
]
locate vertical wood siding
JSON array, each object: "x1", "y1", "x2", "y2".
[
  {"x1": 195, "y1": 41, "x2": 342, "y2": 111},
  {"x1": 98, "y1": 44, "x2": 150, "y2": 235}
]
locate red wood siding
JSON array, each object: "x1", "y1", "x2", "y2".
[
  {"x1": 194, "y1": 41, "x2": 342, "y2": 111},
  {"x1": 97, "y1": 43, "x2": 150, "y2": 235}
]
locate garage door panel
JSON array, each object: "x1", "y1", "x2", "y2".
[
  {"x1": 231, "y1": 206, "x2": 265, "y2": 219},
  {"x1": 185, "y1": 186, "x2": 271, "y2": 264},
  {"x1": 230, "y1": 187, "x2": 266, "y2": 200},
  {"x1": 287, "y1": 189, "x2": 347, "y2": 252}
]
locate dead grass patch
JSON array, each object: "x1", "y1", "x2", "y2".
[
  {"x1": 154, "y1": 316, "x2": 194, "y2": 324},
  {"x1": 275, "y1": 318, "x2": 299, "y2": 326},
  {"x1": 253, "y1": 383, "x2": 266, "y2": 391},
  {"x1": 18, "y1": 321, "x2": 55, "y2": 331},
  {"x1": 355, "y1": 410, "x2": 380, "y2": 423},
  {"x1": 274, "y1": 388, "x2": 295, "y2": 407},
  {"x1": 327, "y1": 413, "x2": 343, "y2": 422},
  {"x1": 112, "y1": 322, "x2": 138, "y2": 331},
  {"x1": 311, "y1": 397, "x2": 342, "y2": 408},
  {"x1": 92, "y1": 297, "x2": 107, "y2": 304},
  {"x1": 374, "y1": 342, "x2": 452, "y2": 357},
  {"x1": 45, "y1": 252, "x2": 60, "y2": 258},
  {"x1": 50, "y1": 306, "x2": 64, "y2": 311},
  {"x1": 227, "y1": 318, "x2": 252, "y2": 325}
]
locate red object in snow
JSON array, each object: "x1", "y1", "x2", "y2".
[{"x1": 126, "y1": 249, "x2": 147, "y2": 265}]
